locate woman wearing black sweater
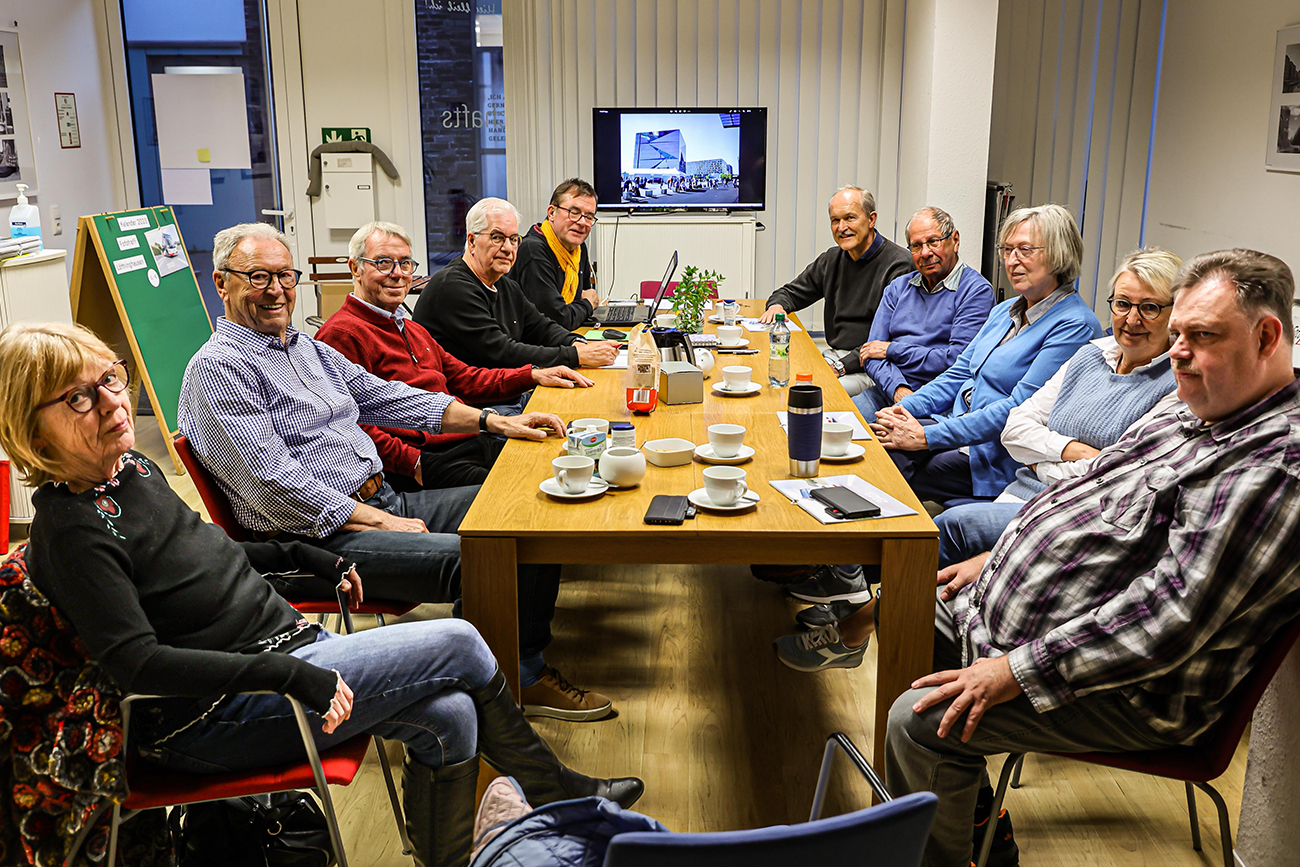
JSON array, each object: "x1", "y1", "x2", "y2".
[{"x1": 0, "y1": 322, "x2": 641, "y2": 867}]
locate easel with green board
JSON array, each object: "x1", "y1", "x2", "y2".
[{"x1": 70, "y1": 207, "x2": 214, "y2": 474}]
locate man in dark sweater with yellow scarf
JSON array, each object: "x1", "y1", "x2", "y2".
[{"x1": 514, "y1": 178, "x2": 601, "y2": 330}]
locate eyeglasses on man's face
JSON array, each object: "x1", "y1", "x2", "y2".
[
  {"x1": 997, "y1": 244, "x2": 1045, "y2": 261},
  {"x1": 223, "y1": 268, "x2": 303, "y2": 290},
  {"x1": 37, "y1": 362, "x2": 131, "y2": 413},
  {"x1": 1108, "y1": 297, "x2": 1173, "y2": 321},
  {"x1": 359, "y1": 256, "x2": 420, "y2": 276},
  {"x1": 475, "y1": 231, "x2": 523, "y2": 248},
  {"x1": 554, "y1": 205, "x2": 598, "y2": 225},
  {"x1": 908, "y1": 231, "x2": 954, "y2": 254}
]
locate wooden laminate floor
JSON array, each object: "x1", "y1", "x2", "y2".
[{"x1": 134, "y1": 422, "x2": 1247, "y2": 867}]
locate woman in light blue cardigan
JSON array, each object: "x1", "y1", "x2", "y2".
[{"x1": 870, "y1": 205, "x2": 1102, "y2": 503}]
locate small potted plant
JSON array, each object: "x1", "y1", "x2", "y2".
[{"x1": 672, "y1": 265, "x2": 725, "y2": 333}]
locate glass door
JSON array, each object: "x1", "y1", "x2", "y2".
[{"x1": 119, "y1": 0, "x2": 286, "y2": 320}]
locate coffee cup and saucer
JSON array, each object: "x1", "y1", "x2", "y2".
[
  {"x1": 712, "y1": 365, "x2": 762, "y2": 397},
  {"x1": 688, "y1": 466, "x2": 760, "y2": 511},
  {"x1": 715, "y1": 325, "x2": 749, "y2": 348},
  {"x1": 540, "y1": 455, "x2": 609, "y2": 499},
  {"x1": 694, "y1": 423, "x2": 755, "y2": 464},
  {"x1": 820, "y1": 422, "x2": 866, "y2": 461}
]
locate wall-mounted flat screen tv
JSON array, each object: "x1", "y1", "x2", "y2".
[{"x1": 591, "y1": 107, "x2": 768, "y2": 212}]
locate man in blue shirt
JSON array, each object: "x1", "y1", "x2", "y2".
[
  {"x1": 179, "y1": 221, "x2": 616, "y2": 722},
  {"x1": 853, "y1": 207, "x2": 995, "y2": 418}
]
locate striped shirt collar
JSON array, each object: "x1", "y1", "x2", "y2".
[
  {"x1": 349, "y1": 293, "x2": 407, "y2": 327},
  {"x1": 215, "y1": 316, "x2": 301, "y2": 348},
  {"x1": 907, "y1": 260, "x2": 967, "y2": 294}
]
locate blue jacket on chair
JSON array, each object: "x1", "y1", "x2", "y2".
[{"x1": 899, "y1": 291, "x2": 1102, "y2": 497}]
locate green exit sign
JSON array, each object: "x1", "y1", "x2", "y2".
[{"x1": 322, "y1": 127, "x2": 371, "y2": 144}]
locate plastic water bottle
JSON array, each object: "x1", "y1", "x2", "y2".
[
  {"x1": 8, "y1": 184, "x2": 41, "y2": 252},
  {"x1": 768, "y1": 313, "x2": 790, "y2": 387}
]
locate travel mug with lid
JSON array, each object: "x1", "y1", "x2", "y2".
[{"x1": 787, "y1": 383, "x2": 822, "y2": 477}]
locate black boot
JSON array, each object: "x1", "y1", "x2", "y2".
[
  {"x1": 402, "y1": 754, "x2": 479, "y2": 867},
  {"x1": 469, "y1": 670, "x2": 644, "y2": 808}
]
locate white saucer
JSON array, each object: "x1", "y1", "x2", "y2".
[
  {"x1": 716, "y1": 339, "x2": 750, "y2": 349},
  {"x1": 539, "y1": 478, "x2": 609, "y2": 499},
  {"x1": 712, "y1": 381, "x2": 763, "y2": 396},
  {"x1": 694, "y1": 443, "x2": 756, "y2": 464},
  {"x1": 821, "y1": 442, "x2": 867, "y2": 461},
  {"x1": 688, "y1": 487, "x2": 760, "y2": 512},
  {"x1": 707, "y1": 314, "x2": 727, "y2": 324}
]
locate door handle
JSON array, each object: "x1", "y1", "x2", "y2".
[{"x1": 261, "y1": 208, "x2": 294, "y2": 218}]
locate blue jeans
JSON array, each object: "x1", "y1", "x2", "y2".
[
  {"x1": 300, "y1": 483, "x2": 560, "y2": 666},
  {"x1": 851, "y1": 384, "x2": 894, "y2": 420},
  {"x1": 935, "y1": 501, "x2": 1025, "y2": 567},
  {"x1": 148, "y1": 620, "x2": 497, "y2": 774}
]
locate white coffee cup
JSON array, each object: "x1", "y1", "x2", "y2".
[
  {"x1": 552, "y1": 455, "x2": 595, "y2": 493},
  {"x1": 823, "y1": 422, "x2": 854, "y2": 457},
  {"x1": 568, "y1": 417, "x2": 610, "y2": 436},
  {"x1": 707, "y1": 423, "x2": 747, "y2": 458},
  {"x1": 716, "y1": 324, "x2": 744, "y2": 346},
  {"x1": 654, "y1": 313, "x2": 677, "y2": 329},
  {"x1": 703, "y1": 465, "x2": 748, "y2": 506},
  {"x1": 598, "y1": 447, "x2": 646, "y2": 488},
  {"x1": 721, "y1": 365, "x2": 752, "y2": 391}
]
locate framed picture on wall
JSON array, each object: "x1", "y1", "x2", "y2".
[
  {"x1": 0, "y1": 28, "x2": 37, "y2": 200},
  {"x1": 1266, "y1": 25, "x2": 1300, "y2": 173}
]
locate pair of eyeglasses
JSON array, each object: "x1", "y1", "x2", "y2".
[
  {"x1": 908, "y1": 231, "x2": 954, "y2": 254},
  {"x1": 223, "y1": 268, "x2": 303, "y2": 290},
  {"x1": 36, "y1": 361, "x2": 131, "y2": 413},
  {"x1": 359, "y1": 256, "x2": 420, "y2": 276},
  {"x1": 998, "y1": 244, "x2": 1045, "y2": 260},
  {"x1": 475, "y1": 231, "x2": 523, "y2": 248},
  {"x1": 554, "y1": 206, "x2": 598, "y2": 225},
  {"x1": 1108, "y1": 297, "x2": 1173, "y2": 321}
]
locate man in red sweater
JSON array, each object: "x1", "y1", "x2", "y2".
[{"x1": 317, "y1": 220, "x2": 592, "y2": 491}]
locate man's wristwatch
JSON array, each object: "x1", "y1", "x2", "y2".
[{"x1": 479, "y1": 407, "x2": 499, "y2": 433}]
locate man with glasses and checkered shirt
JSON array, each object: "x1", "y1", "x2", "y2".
[
  {"x1": 514, "y1": 178, "x2": 603, "y2": 331},
  {"x1": 179, "y1": 221, "x2": 617, "y2": 722}
]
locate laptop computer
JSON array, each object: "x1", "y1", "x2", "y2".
[{"x1": 591, "y1": 251, "x2": 678, "y2": 326}]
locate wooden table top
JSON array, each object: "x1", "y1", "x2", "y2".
[{"x1": 458, "y1": 301, "x2": 936, "y2": 549}]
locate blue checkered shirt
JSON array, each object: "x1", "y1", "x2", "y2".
[{"x1": 178, "y1": 318, "x2": 453, "y2": 537}]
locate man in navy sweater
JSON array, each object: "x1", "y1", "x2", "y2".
[{"x1": 852, "y1": 207, "x2": 995, "y2": 418}]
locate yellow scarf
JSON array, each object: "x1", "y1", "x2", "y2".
[{"x1": 540, "y1": 219, "x2": 581, "y2": 304}]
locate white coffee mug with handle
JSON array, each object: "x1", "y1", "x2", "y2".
[
  {"x1": 703, "y1": 465, "x2": 748, "y2": 506},
  {"x1": 552, "y1": 455, "x2": 595, "y2": 493}
]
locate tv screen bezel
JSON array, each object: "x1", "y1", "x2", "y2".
[{"x1": 591, "y1": 106, "x2": 768, "y2": 213}]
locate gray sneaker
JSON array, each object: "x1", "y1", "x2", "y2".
[
  {"x1": 774, "y1": 624, "x2": 869, "y2": 672},
  {"x1": 785, "y1": 565, "x2": 871, "y2": 604},
  {"x1": 795, "y1": 599, "x2": 866, "y2": 629}
]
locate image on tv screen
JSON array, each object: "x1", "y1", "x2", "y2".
[{"x1": 618, "y1": 112, "x2": 742, "y2": 206}]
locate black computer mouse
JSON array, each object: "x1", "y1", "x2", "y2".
[{"x1": 603, "y1": 328, "x2": 627, "y2": 340}]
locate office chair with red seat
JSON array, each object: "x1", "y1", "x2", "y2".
[
  {"x1": 975, "y1": 613, "x2": 1300, "y2": 867},
  {"x1": 171, "y1": 433, "x2": 413, "y2": 853}
]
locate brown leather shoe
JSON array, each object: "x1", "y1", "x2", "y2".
[{"x1": 521, "y1": 666, "x2": 614, "y2": 721}]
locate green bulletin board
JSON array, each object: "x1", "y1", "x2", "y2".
[{"x1": 71, "y1": 207, "x2": 213, "y2": 474}]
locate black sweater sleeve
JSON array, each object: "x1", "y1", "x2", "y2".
[{"x1": 514, "y1": 237, "x2": 594, "y2": 331}]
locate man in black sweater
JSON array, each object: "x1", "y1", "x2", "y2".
[
  {"x1": 413, "y1": 197, "x2": 619, "y2": 370},
  {"x1": 761, "y1": 185, "x2": 913, "y2": 382},
  {"x1": 513, "y1": 178, "x2": 601, "y2": 330}
]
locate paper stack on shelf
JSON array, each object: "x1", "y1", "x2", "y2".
[{"x1": 0, "y1": 237, "x2": 42, "y2": 261}]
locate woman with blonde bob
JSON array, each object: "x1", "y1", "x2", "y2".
[{"x1": 0, "y1": 322, "x2": 641, "y2": 867}]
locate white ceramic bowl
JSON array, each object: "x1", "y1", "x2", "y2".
[{"x1": 642, "y1": 437, "x2": 696, "y2": 467}]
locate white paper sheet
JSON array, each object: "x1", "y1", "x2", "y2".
[
  {"x1": 768, "y1": 475, "x2": 917, "y2": 524},
  {"x1": 777, "y1": 410, "x2": 872, "y2": 441},
  {"x1": 152, "y1": 72, "x2": 253, "y2": 170},
  {"x1": 741, "y1": 316, "x2": 802, "y2": 333},
  {"x1": 601, "y1": 349, "x2": 630, "y2": 369},
  {"x1": 160, "y1": 168, "x2": 213, "y2": 205}
]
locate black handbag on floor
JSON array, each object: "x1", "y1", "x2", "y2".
[{"x1": 171, "y1": 791, "x2": 335, "y2": 867}]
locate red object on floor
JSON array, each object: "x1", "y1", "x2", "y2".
[{"x1": 1, "y1": 460, "x2": 9, "y2": 550}]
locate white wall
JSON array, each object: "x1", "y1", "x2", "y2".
[
  {"x1": 0, "y1": 0, "x2": 127, "y2": 280},
  {"x1": 1145, "y1": 3, "x2": 1300, "y2": 273},
  {"x1": 1145, "y1": 9, "x2": 1300, "y2": 865}
]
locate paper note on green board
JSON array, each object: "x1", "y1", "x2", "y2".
[{"x1": 197, "y1": 147, "x2": 211, "y2": 163}]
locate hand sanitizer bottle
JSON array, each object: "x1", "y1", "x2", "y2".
[{"x1": 9, "y1": 184, "x2": 42, "y2": 252}]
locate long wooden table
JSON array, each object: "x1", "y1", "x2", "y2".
[{"x1": 459, "y1": 301, "x2": 937, "y2": 771}]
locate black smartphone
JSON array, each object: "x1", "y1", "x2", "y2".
[
  {"x1": 809, "y1": 486, "x2": 881, "y2": 520},
  {"x1": 644, "y1": 495, "x2": 691, "y2": 525}
]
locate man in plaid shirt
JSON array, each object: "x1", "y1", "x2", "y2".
[{"x1": 885, "y1": 249, "x2": 1300, "y2": 867}]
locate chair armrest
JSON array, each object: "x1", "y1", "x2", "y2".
[{"x1": 810, "y1": 731, "x2": 893, "y2": 821}]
